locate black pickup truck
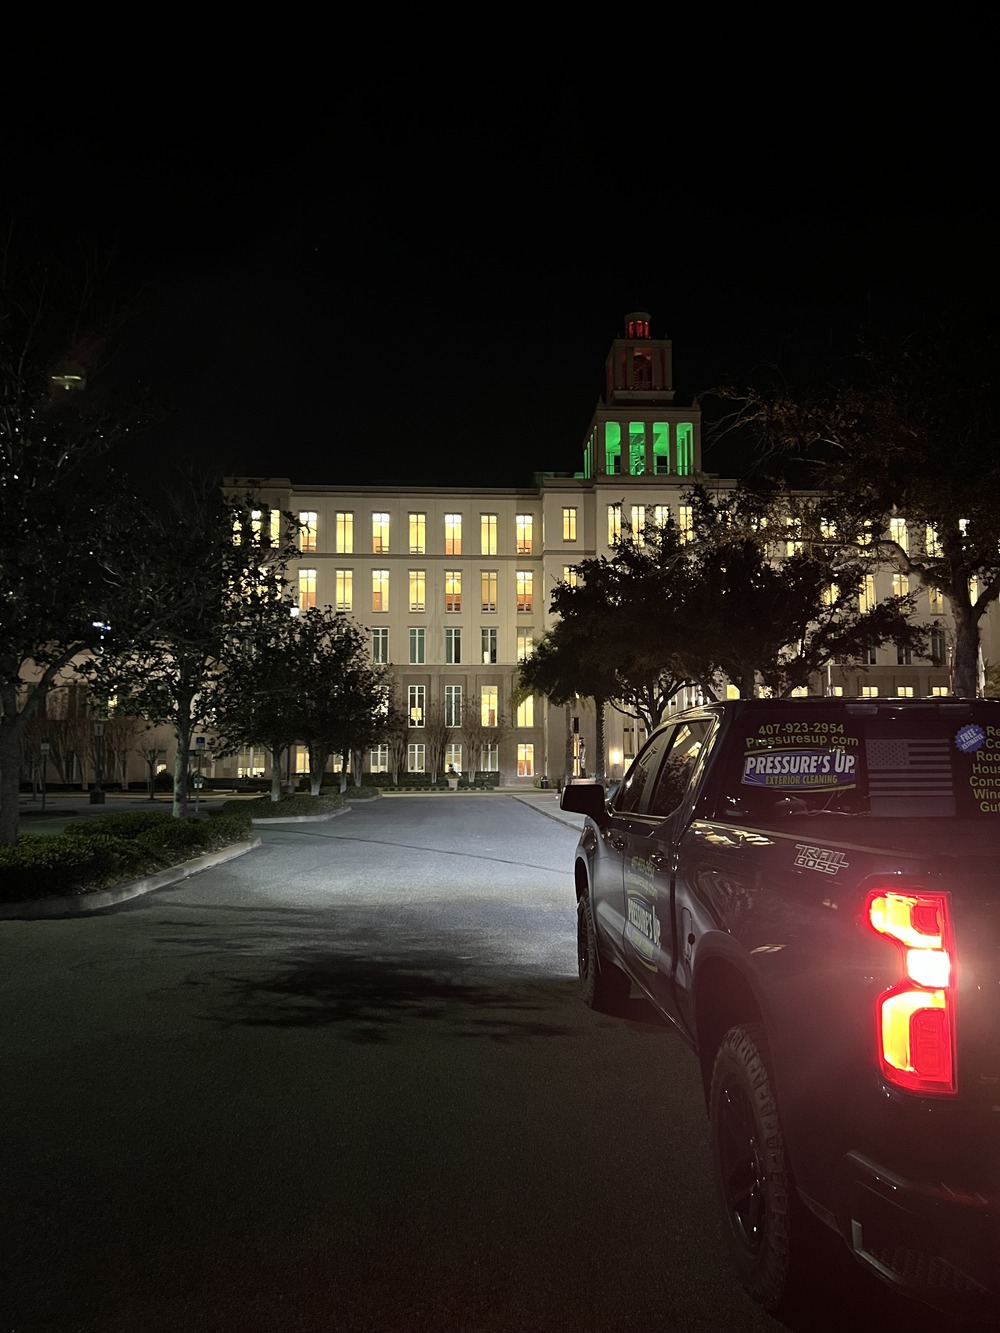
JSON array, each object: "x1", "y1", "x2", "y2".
[{"x1": 560, "y1": 697, "x2": 1000, "y2": 1322}]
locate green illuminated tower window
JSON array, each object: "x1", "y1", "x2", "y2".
[
  {"x1": 676, "y1": 423, "x2": 693, "y2": 475},
  {"x1": 653, "y1": 423, "x2": 669, "y2": 475},
  {"x1": 605, "y1": 422, "x2": 621, "y2": 475},
  {"x1": 629, "y1": 423, "x2": 645, "y2": 475}
]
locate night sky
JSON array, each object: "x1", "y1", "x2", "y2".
[{"x1": 6, "y1": 95, "x2": 995, "y2": 492}]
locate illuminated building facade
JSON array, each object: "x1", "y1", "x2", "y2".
[{"x1": 228, "y1": 311, "x2": 978, "y2": 786}]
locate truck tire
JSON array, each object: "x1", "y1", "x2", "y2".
[
  {"x1": 709, "y1": 1023, "x2": 802, "y2": 1314},
  {"x1": 577, "y1": 894, "x2": 631, "y2": 1014}
]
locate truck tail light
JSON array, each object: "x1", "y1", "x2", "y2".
[{"x1": 867, "y1": 889, "x2": 957, "y2": 1095}]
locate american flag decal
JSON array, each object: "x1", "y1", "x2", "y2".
[{"x1": 865, "y1": 738, "x2": 953, "y2": 798}]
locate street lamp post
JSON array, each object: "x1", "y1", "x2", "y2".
[{"x1": 91, "y1": 720, "x2": 106, "y2": 805}]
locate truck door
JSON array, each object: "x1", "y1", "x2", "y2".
[
  {"x1": 622, "y1": 717, "x2": 716, "y2": 1033},
  {"x1": 594, "y1": 728, "x2": 675, "y2": 966}
]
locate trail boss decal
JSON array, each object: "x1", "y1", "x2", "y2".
[{"x1": 794, "y1": 844, "x2": 850, "y2": 875}]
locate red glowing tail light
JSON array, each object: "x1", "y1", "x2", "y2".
[{"x1": 867, "y1": 889, "x2": 957, "y2": 1095}]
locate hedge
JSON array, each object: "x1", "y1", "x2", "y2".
[{"x1": 0, "y1": 812, "x2": 256, "y2": 903}]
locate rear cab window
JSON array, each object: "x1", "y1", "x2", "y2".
[{"x1": 713, "y1": 703, "x2": 1000, "y2": 822}]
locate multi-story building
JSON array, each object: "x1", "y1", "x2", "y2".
[{"x1": 226, "y1": 311, "x2": 983, "y2": 786}]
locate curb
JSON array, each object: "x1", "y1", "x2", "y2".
[
  {"x1": 250, "y1": 805, "x2": 350, "y2": 826},
  {"x1": 0, "y1": 838, "x2": 262, "y2": 921}
]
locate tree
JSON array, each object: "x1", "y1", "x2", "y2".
[
  {"x1": 720, "y1": 306, "x2": 1000, "y2": 696},
  {"x1": 460, "y1": 692, "x2": 507, "y2": 779},
  {"x1": 94, "y1": 477, "x2": 298, "y2": 816},
  {"x1": 423, "y1": 701, "x2": 450, "y2": 781},
  {"x1": 544, "y1": 515, "x2": 707, "y2": 733},
  {"x1": 291, "y1": 608, "x2": 391, "y2": 795},
  {"x1": 684, "y1": 485, "x2": 926, "y2": 698},
  {"x1": 516, "y1": 621, "x2": 620, "y2": 782},
  {"x1": 0, "y1": 245, "x2": 149, "y2": 842}
]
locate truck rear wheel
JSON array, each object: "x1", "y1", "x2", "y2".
[
  {"x1": 577, "y1": 895, "x2": 631, "y2": 1014},
  {"x1": 709, "y1": 1023, "x2": 802, "y2": 1314}
]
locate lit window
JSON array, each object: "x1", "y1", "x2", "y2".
[
  {"x1": 651, "y1": 505, "x2": 670, "y2": 527},
  {"x1": 482, "y1": 743, "x2": 499, "y2": 772},
  {"x1": 481, "y1": 570, "x2": 497, "y2": 613},
  {"x1": 445, "y1": 570, "x2": 462, "y2": 612},
  {"x1": 372, "y1": 569, "x2": 389, "y2": 612},
  {"x1": 889, "y1": 517, "x2": 908, "y2": 552},
  {"x1": 516, "y1": 696, "x2": 534, "y2": 727},
  {"x1": 407, "y1": 743, "x2": 426, "y2": 773},
  {"x1": 408, "y1": 685, "x2": 425, "y2": 727},
  {"x1": 562, "y1": 507, "x2": 577, "y2": 541},
  {"x1": 409, "y1": 512, "x2": 426, "y2": 554},
  {"x1": 630, "y1": 505, "x2": 645, "y2": 537},
  {"x1": 444, "y1": 684, "x2": 463, "y2": 727},
  {"x1": 370, "y1": 744, "x2": 389, "y2": 773},
  {"x1": 517, "y1": 743, "x2": 535, "y2": 777},
  {"x1": 372, "y1": 512, "x2": 390, "y2": 553},
  {"x1": 562, "y1": 567, "x2": 578, "y2": 588},
  {"x1": 445, "y1": 513, "x2": 462, "y2": 556},
  {"x1": 481, "y1": 513, "x2": 498, "y2": 555},
  {"x1": 371, "y1": 628, "x2": 388, "y2": 663},
  {"x1": 929, "y1": 587, "x2": 945, "y2": 613},
  {"x1": 516, "y1": 630, "x2": 534, "y2": 661},
  {"x1": 892, "y1": 573, "x2": 909, "y2": 598},
  {"x1": 678, "y1": 505, "x2": 693, "y2": 544},
  {"x1": 409, "y1": 570, "x2": 426, "y2": 612},
  {"x1": 516, "y1": 570, "x2": 533, "y2": 613},
  {"x1": 859, "y1": 575, "x2": 876, "y2": 613},
  {"x1": 629, "y1": 423, "x2": 645, "y2": 475},
  {"x1": 299, "y1": 511, "x2": 318, "y2": 552},
  {"x1": 298, "y1": 568, "x2": 317, "y2": 611},
  {"x1": 481, "y1": 686, "x2": 498, "y2": 727},
  {"x1": 925, "y1": 525, "x2": 942, "y2": 557},
  {"x1": 785, "y1": 518, "x2": 803, "y2": 557},
  {"x1": 445, "y1": 627, "x2": 462, "y2": 664},
  {"x1": 608, "y1": 503, "x2": 622, "y2": 545},
  {"x1": 335, "y1": 568, "x2": 353, "y2": 611},
  {"x1": 860, "y1": 686, "x2": 879, "y2": 698},
  {"x1": 970, "y1": 576, "x2": 981, "y2": 604},
  {"x1": 481, "y1": 627, "x2": 497, "y2": 664},
  {"x1": 409, "y1": 627, "x2": 425, "y2": 664},
  {"x1": 931, "y1": 686, "x2": 950, "y2": 697},
  {"x1": 822, "y1": 583, "x2": 839, "y2": 607},
  {"x1": 897, "y1": 685, "x2": 915, "y2": 697},
  {"x1": 652, "y1": 422, "x2": 669, "y2": 474},
  {"x1": 605, "y1": 422, "x2": 621, "y2": 474},
  {"x1": 335, "y1": 512, "x2": 354, "y2": 554},
  {"x1": 820, "y1": 517, "x2": 836, "y2": 541},
  {"x1": 445, "y1": 742, "x2": 462, "y2": 773},
  {"x1": 676, "y1": 423, "x2": 694, "y2": 474},
  {"x1": 516, "y1": 514, "x2": 533, "y2": 555}
]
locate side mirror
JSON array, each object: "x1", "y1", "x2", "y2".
[{"x1": 560, "y1": 780, "x2": 608, "y2": 821}]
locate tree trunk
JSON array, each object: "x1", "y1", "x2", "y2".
[
  {"x1": 269, "y1": 748, "x2": 282, "y2": 802},
  {"x1": 309, "y1": 744, "x2": 325, "y2": 796},
  {"x1": 0, "y1": 722, "x2": 22, "y2": 846},
  {"x1": 172, "y1": 722, "x2": 191, "y2": 819},
  {"x1": 594, "y1": 699, "x2": 607, "y2": 782},
  {"x1": 952, "y1": 603, "x2": 982, "y2": 698}
]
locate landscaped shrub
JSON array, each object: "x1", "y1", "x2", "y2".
[{"x1": 0, "y1": 812, "x2": 259, "y2": 903}]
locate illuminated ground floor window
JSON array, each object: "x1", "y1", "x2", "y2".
[
  {"x1": 517, "y1": 744, "x2": 534, "y2": 777},
  {"x1": 445, "y1": 743, "x2": 462, "y2": 773},
  {"x1": 294, "y1": 745, "x2": 309, "y2": 774},
  {"x1": 481, "y1": 743, "x2": 499, "y2": 772},
  {"x1": 237, "y1": 746, "x2": 266, "y2": 778},
  {"x1": 370, "y1": 744, "x2": 389, "y2": 773},
  {"x1": 407, "y1": 743, "x2": 426, "y2": 773}
]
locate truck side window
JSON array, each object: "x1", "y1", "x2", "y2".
[
  {"x1": 645, "y1": 721, "x2": 713, "y2": 818},
  {"x1": 614, "y1": 730, "x2": 673, "y2": 814}
]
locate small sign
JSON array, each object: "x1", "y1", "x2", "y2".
[{"x1": 196, "y1": 736, "x2": 206, "y2": 746}]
